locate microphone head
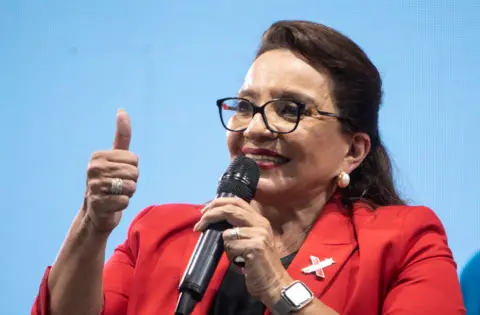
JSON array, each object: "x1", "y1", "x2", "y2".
[{"x1": 217, "y1": 156, "x2": 260, "y2": 202}]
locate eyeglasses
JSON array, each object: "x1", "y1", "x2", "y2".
[{"x1": 216, "y1": 97, "x2": 345, "y2": 134}]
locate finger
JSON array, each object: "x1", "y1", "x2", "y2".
[
  {"x1": 113, "y1": 109, "x2": 131, "y2": 150},
  {"x1": 193, "y1": 205, "x2": 259, "y2": 232},
  {"x1": 208, "y1": 197, "x2": 254, "y2": 212},
  {"x1": 87, "y1": 178, "x2": 137, "y2": 197},
  {"x1": 223, "y1": 239, "x2": 258, "y2": 264},
  {"x1": 223, "y1": 227, "x2": 272, "y2": 267},
  {"x1": 87, "y1": 161, "x2": 139, "y2": 181},
  {"x1": 222, "y1": 226, "x2": 265, "y2": 241},
  {"x1": 87, "y1": 194, "x2": 130, "y2": 213},
  {"x1": 91, "y1": 150, "x2": 138, "y2": 166},
  {"x1": 200, "y1": 202, "x2": 213, "y2": 214}
]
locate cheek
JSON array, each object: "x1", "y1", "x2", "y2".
[
  {"x1": 293, "y1": 127, "x2": 345, "y2": 170},
  {"x1": 226, "y1": 131, "x2": 244, "y2": 156}
]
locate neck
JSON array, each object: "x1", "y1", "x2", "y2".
[{"x1": 250, "y1": 187, "x2": 334, "y2": 255}]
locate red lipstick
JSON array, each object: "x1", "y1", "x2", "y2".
[{"x1": 241, "y1": 147, "x2": 290, "y2": 169}]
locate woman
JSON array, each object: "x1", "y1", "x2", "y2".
[{"x1": 32, "y1": 20, "x2": 465, "y2": 315}]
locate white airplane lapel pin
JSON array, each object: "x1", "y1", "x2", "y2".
[{"x1": 301, "y1": 256, "x2": 335, "y2": 279}]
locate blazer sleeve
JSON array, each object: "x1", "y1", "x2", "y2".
[
  {"x1": 31, "y1": 206, "x2": 154, "y2": 315},
  {"x1": 382, "y1": 206, "x2": 466, "y2": 315}
]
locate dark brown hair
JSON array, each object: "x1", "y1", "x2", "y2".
[{"x1": 256, "y1": 20, "x2": 405, "y2": 208}]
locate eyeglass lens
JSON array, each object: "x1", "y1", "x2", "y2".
[{"x1": 220, "y1": 98, "x2": 300, "y2": 133}]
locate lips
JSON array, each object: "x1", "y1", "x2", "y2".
[{"x1": 241, "y1": 147, "x2": 290, "y2": 168}]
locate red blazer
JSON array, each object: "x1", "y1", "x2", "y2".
[{"x1": 32, "y1": 198, "x2": 465, "y2": 314}]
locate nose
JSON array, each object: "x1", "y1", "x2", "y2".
[{"x1": 243, "y1": 112, "x2": 276, "y2": 141}]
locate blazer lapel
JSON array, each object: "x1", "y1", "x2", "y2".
[
  {"x1": 265, "y1": 197, "x2": 358, "y2": 315},
  {"x1": 290, "y1": 198, "x2": 358, "y2": 298}
]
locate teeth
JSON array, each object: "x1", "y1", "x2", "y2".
[{"x1": 245, "y1": 153, "x2": 287, "y2": 164}]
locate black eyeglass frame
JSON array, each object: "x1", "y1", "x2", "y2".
[{"x1": 216, "y1": 97, "x2": 347, "y2": 134}]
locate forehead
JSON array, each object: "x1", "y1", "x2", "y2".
[{"x1": 240, "y1": 49, "x2": 331, "y2": 106}]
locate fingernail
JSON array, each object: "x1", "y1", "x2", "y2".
[
  {"x1": 201, "y1": 207, "x2": 207, "y2": 214},
  {"x1": 193, "y1": 222, "x2": 200, "y2": 231}
]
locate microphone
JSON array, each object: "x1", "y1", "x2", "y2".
[{"x1": 175, "y1": 156, "x2": 260, "y2": 315}]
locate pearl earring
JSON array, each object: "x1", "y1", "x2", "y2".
[{"x1": 337, "y1": 172, "x2": 350, "y2": 188}]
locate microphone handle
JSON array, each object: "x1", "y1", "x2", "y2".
[{"x1": 177, "y1": 192, "x2": 235, "y2": 299}]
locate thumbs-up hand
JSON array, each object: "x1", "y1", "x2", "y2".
[{"x1": 83, "y1": 110, "x2": 139, "y2": 233}]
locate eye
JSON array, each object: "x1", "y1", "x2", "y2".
[
  {"x1": 273, "y1": 100, "x2": 299, "y2": 117},
  {"x1": 237, "y1": 100, "x2": 253, "y2": 113}
]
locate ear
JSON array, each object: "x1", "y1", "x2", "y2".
[{"x1": 342, "y1": 132, "x2": 371, "y2": 174}]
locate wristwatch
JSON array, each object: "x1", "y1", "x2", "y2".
[{"x1": 270, "y1": 280, "x2": 314, "y2": 315}]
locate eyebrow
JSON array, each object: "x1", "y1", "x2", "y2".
[
  {"x1": 237, "y1": 89, "x2": 259, "y2": 99},
  {"x1": 237, "y1": 88, "x2": 316, "y2": 106},
  {"x1": 274, "y1": 90, "x2": 316, "y2": 105}
]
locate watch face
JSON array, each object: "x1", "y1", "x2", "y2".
[{"x1": 284, "y1": 282, "x2": 313, "y2": 307}]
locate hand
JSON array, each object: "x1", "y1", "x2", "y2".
[
  {"x1": 193, "y1": 198, "x2": 293, "y2": 304},
  {"x1": 82, "y1": 110, "x2": 139, "y2": 233}
]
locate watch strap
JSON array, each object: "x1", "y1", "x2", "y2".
[
  {"x1": 270, "y1": 281, "x2": 314, "y2": 315},
  {"x1": 271, "y1": 295, "x2": 293, "y2": 315}
]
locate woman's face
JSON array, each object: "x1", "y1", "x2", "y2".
[{"x1": 227, "y1": 49, "x2": 366, "y2": 201}]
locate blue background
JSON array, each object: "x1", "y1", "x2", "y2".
[{"x1": 1, "y1": 1, "x2": 479, "y2": 313}]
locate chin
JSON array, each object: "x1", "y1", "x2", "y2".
[{"x1": 254, "y1": 177, "x2": 287, "y2": 198}]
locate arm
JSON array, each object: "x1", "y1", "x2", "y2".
[
  {"x1": 31, "y1": 209, "x2": 110, "y2": 315},
  {"x1": 31, "y1": 110, "x2": 140, "y2": 315},
  {"x1": 382, "y1": 206, "x2": 465, "y2": 315},
  {"x1": 31, "y1": 205, "x2": 152, "y2": 315},
  {"x1": 44, "y1": 210, "x2": 109, "y2": 315}
]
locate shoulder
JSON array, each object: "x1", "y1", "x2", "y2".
[
  {"x1": 127, "y1": 203, "x2": 204, "y2": 235},
  {"x1": 353, "y1": 205, "x2": 464, "y2": 313},
  {"x1": 354, "y1": 203, "x2": 453, "y2": 267},
  {"x1": 354, "y1": 203, "x2": 447, "y2": 239}
]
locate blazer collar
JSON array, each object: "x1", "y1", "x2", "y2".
[
  {"x1": 263, "y1": 197, "x2": 359, "y2": 314},
  {"x1": 284, "y1": 196, "x2": 358, "y2": 295}
]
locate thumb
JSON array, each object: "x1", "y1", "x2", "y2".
[{"x1": 113, "y1": 109, "x2": 131, "y2": 150}]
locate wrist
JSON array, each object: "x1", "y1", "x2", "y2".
[
  {"x1": 263, "y1": 277, "x2": 319, "y2": 315},
  {"x1": 260, "y1": 275, "x2": 293, "y2": 307},
  {"x1": 75, "y1": 210, "x2": 112, "y2": 242}
]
